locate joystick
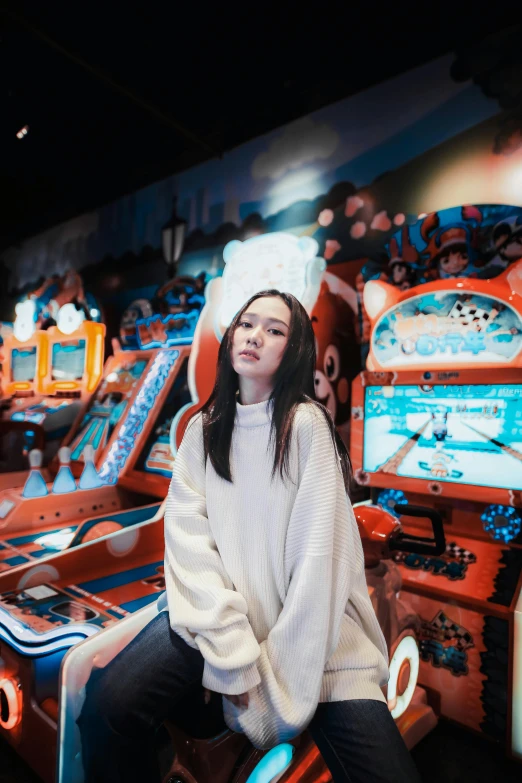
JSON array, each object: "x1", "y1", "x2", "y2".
[
  {"x1": 52, "y1": 447, "x2": 77, "y2": 495},
  {"x1": 22, "y1": 450, "x2": 48, "y2": 499}
]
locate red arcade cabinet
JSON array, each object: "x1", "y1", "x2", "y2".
[{"x1": 350, "y1": 259, "x2": 522, "y2": 759}]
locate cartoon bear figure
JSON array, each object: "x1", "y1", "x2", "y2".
[{"x1": 311, "y1": 276, "x2": 360, "y2": 427}]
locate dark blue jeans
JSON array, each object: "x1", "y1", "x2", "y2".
[{"x1": 77, "y1": 611, "x2": 422, "y2": 783}]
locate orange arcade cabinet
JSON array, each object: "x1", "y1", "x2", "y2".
[
  {"x1": 0, "y1": 307, "x2": 105, "y2": 487},
  {"x1": 0, "y1": 306, "x2": 198, "y2": 576},
  {"x1": 350, "y1": 258, "x2": 522, "y2": 760},
  {"x1": 0, "y1": 232, "x2": 442, "y2": 783}
]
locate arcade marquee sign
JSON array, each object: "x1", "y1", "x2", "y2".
[{"x1": 364, "y1": 262, "x2": 522, "y2": 371}]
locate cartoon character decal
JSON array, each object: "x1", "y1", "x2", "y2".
[
  {"x1": 387, "y1": 226, "x2": 421, "y2": 290},
  {"x1": 351, "y1": 204, "x2": 522, "y2": 362},
  {"x1": 311, "y1": 273, "x2": 359, "y2": 425},
  {"x1": 418, "y1": 610, "x2": 475, "y2": 677},
  {"x1": 363, "y1": 259, "x2": 522, "y2": 371},
  {"x1": 420, "y1": 206, "x2": 484, "y2": 280}
]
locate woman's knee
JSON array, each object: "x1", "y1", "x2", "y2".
[{"x1": 79, "y1": 665, "x2": 139, "y2": 734}]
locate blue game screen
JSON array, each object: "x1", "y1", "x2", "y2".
[
  {"x1": 51, "y1": 339, "x2": 86, "y2": 381},
  {"x1": 11, "y1": 346, "x2": 37, "y2": 382},
  {"x1": 363, "y1": 384, "x2": 522, "y2": 491}
]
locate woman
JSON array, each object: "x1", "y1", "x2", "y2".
[{"x1": 78, "y1": 290, "x2": 422, "y2": 783}]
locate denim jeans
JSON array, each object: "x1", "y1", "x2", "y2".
[{"x1": 77, "y1": 611, "x2": 422, "y2": 783}]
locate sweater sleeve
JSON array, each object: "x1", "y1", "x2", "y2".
[
  {"x1": 164, "y1": 414, "x2": 261, "y2": 695},
  {"x1": 223, "y1": 406, "x2": 386, "y2": 748}
]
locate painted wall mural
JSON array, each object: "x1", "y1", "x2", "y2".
[{"x1": 2, "y1": 47, "x2": 522, "y2": 360}]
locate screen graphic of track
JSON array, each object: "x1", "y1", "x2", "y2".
[{"x1": 363, "y1": 384, "x2": 522, "y2": 490}]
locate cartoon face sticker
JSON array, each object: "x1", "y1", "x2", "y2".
[{"x1": 438, "y1": 245, "x2": 470, "y2": 277}]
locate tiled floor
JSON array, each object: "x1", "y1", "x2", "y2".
[{"x1": 1, "y1": 719, "x2": 520, "y2": 782}]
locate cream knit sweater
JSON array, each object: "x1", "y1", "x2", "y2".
[{"x1": 164, "y1": 399, "x2": 389, "y2": 749}]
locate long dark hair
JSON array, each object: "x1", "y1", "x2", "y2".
[{"x1": 197, "y1": 290, "x2": 352, "y2": 490}]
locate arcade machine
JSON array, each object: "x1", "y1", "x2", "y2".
[
  {"x1": 350, "y1": 259, "x2": 522, "y2": 760},
  {"x1": 0, "y1": 317, "x2": 197, "y2": 575},
  {"x1": 0, "y1": 311, "x2": 105, "y2": 488},
  {"x1": 0, "y1": 232, "x2": 443, "y2": 783}
]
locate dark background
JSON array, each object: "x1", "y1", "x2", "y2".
[{"x1": 1, "y1": 1, "x2": 520, "y2": 251}]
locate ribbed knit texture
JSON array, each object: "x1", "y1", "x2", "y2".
[{"x1": 164, "y1": 400, "x2": 389, "y2": 749}]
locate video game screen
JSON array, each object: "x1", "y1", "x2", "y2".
[
  {"x1": 69, "y1": 358, "x2": 148, "y2": 462},
  {"x1": 51, "y1": 339, "x2": 86, "y2": 381},
  {"x1": 363, "y1": 384, "x2": 522, "y2": 491},
  {"x1": 134, "y1": 358, "x2": 191, "y2": 478},
  {"x1": 11, "y1": 346, "x2": 37, "y2": 382}
]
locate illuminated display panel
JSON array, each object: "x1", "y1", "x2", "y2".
[
  {"x1": 51, "y1": 340, "x2": 86, "y2": 381},
  {"x1": 363, "y1": 384, "x2": 522, "y2": 492},
  {"x1": 134, "y1": 358, "x2": 191, "y2": 479},
  {"x1": 11, "y1": 346, "x2": 37, "y2": 382},
  {"x1": 68, "y1": 356, "x2": 149, "y2": 463}
]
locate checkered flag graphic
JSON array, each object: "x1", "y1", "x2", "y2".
[
  {"x1": 421, "y1": 610, "x2": 474, "y2": 650},
  {"x1": 448, "y1": 300, "x2": 492, "y2": 331},
  {"x1": 445, "y1": 541, "x2": 477, "y2": 566}
]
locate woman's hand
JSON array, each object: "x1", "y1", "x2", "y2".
[
  {"x1": 226, "y1": 691, "x2": 250, "y2": 708},
  {"x1": 203, "y1": 688, "x2": 249, "y2": 708}
]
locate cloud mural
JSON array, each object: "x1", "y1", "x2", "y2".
[{"x1": 251, "y1": 117, "x2": 339, "y2": 181}]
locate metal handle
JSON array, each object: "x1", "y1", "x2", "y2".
[{"x1": 389, "y1": 503, "x2": 446, "y2": 556}]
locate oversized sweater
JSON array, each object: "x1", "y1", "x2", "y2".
[{"x1": 164, "y1": 399, "x2": 389, "y2": 749}]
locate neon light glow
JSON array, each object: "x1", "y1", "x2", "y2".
[
  {"x1": 376, "y1": 489, "x2": 408, "y2": 517},
  {"x1": 387, "y1": 635, "x2": 419, "y2": 719},
  {"x1": 98, "y1": 350, "x2": 179, "y2": 484},
  {"x1": 0, "y1": 678, "x2": 22, "y2": 730},
  {"x1": 481, "y1": 505, "x2": 522, "y2": 543},
  {"x1": 245, "y1": 744, "x2": 294, "y2": 783}
]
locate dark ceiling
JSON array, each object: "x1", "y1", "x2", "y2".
[{"x1": 0, "y1": 1, "x2": 519, "y2": 253}]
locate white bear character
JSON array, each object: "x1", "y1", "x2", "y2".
[
  {"x1": 57, "y1": 303, "x2": 84, "y2": 335},
  {"x1": 218, "y1": 233, "x2": 326, "y2": 334},
  {"x1": 13, "y1": 299, "x2": 37, "y2": 342}
]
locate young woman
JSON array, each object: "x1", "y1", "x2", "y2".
[{"x1": 78, "y1": 290, "x2": 422, "y2": 783}]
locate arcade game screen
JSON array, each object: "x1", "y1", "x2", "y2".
[
  {"x1": 363, "y1": 384, "x2": 522, "y2": 490},
  {"x1": 51, "y1": 340, "x2": 86, "y2": 381},
  {"x1": 134, "y1": 358, "x2": 191, "y2": 478},
  {"x1": 69, "y1": 357, "x2": 148, "y2": 462},
  {"x1": 11, "y1": 346, "x2": 37, "y2": 382}
]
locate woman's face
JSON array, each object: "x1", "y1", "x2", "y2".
[{"x1": 231, "y1": 296, "x2": 291, "y2": 382}]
